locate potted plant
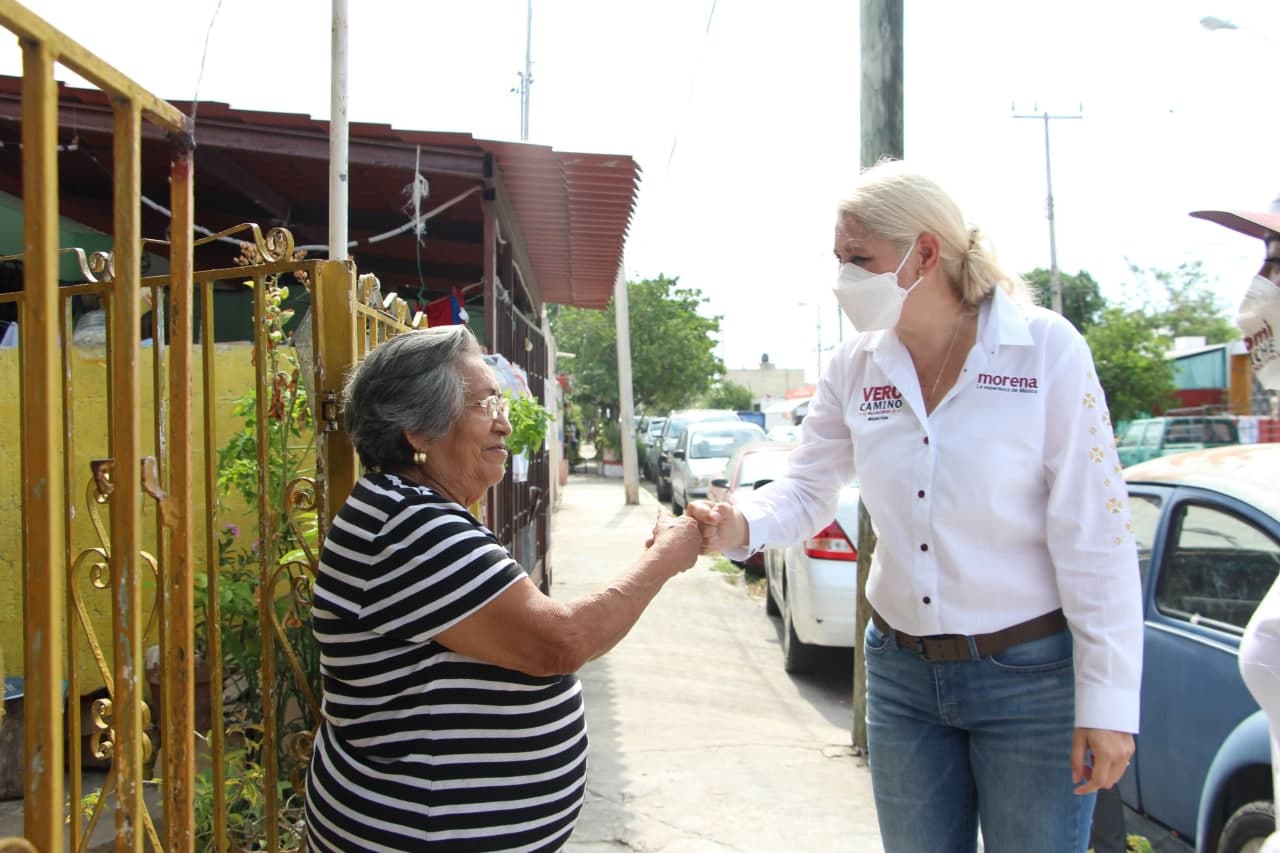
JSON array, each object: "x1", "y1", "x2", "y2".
[
  {"x1": 505, "y1": 391, "x2": 554, "y2": 457},
  {"x1": 505, "y1": 392, "x2": 554, "y2": 483}
]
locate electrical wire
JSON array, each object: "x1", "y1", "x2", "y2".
[
  {"x1": 665, "y1": 0, "x2": 717, "y2": 172},
  {"x1": 190, "y1": 0, "x2": 226, "y2": 131}
]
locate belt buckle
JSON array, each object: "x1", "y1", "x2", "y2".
[{"x1": 920, "y1": 635, "x2": 972, "y2": 663}]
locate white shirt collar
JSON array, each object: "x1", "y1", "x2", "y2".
[{"x1": 982, "y1": 284, "x2": 1034, "y2": 351}]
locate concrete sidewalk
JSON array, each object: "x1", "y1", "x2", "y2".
[{"x1": 551, "y1": 474, "x2": 883, "y2": 852}]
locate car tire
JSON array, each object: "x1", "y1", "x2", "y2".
[
  {"x1": 1218, "y1": 800, "x2": 1275, "y2": 853},
  {"x1": 764, "y1": 573, "x2": 781, "y2": 617},
  {"x1": 657, "y1": 479, "x2": 671, "y2": 503},
  {"x1": 672, "y1": 491, "x2": 684, "y2": 516},
  {"x1": 782, "y1": 584, "x2": 818, "y2": 674}
]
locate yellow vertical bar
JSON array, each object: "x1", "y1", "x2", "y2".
[
  {"x1": 19, "y1": 39, "x2": 66, "y2": 851},
  {"x1": 64, "y1": 288, "x2": 83, "y2": 852},
  {"x1": 251, "y1": 272, "x2": 280, "y2": 852},
  {"x1": 199, "y1": 278, "x2": 227, "y2": 853},
  {"x1": 111, "y1": 96, "x2": 145, "y2": 853},
  {"x1": 164, "y1": 138, "x2": 196, "y2": 853},
  {"x1": 314, "y1": 261, "x2": 358, "y2": 527}
]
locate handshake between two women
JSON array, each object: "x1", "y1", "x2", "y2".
[{"x1": 646, "y1": 499, "x2": 749, "y2": 560}]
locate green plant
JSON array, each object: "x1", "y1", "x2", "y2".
[
  {"x1": 1087, "y1": 835, "x2": 1154, "y2": 853},
  {"x1": 193, "y1": 725, "x2": 305, "y2": 852},
  {"x1": 215, "y1": 278, "x2": 310, "y2": 509},
  {"x1": 600, "y1": 420, "x2": 622, "y2": 459},
  {"x1": 1126, "y1": 836, "x2": 1154, "y2": 853},
  {"x1": 72, "y1": 777, "x2": 162, "y2": 826},
  {"x1": 505, "y1": 391, "x2": 554, "y2": 456},
  {"x1": 196, "y1": 270, "x2": 321, "y2": 848}
]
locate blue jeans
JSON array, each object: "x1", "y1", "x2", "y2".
[{"x1": 864, "y1": 621, "x2": 1096, "y2": 853}]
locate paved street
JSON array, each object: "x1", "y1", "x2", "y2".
[{"x1": 554, "y1": 473, "x2": 883, "y2": 852}]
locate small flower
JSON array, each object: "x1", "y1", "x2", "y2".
[
  {"x1": 1089, "y1": 426, "x2": 1098, "y2": 435},
  {"x1": 223, "y1": 523, "x2": 241, "y2": 538},
  {"x1": 1089, "y1": 447, "x2": 1104, "y2": 463},
  {"x1": 1083, "y1": 393, "x2": 1097, "y2": 409},
  {"x1": 1106, "y1": 497, "x2": 1123, "y2": 514}
]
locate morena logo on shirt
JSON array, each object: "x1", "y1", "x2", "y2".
[
  {"x1": 975, "y1": 372, "x2": 1039, "y2": 393},
  {"x1": 859, "y1": 384, "x2": 905, "y2": 418}
]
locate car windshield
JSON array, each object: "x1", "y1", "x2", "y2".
[{"x1": 690, "y1": 428, "x2": 762, "y2": 459}]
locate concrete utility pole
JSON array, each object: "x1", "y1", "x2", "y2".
[
  {"x1": 329, "y1": 0, "x2": 349, "y2": 260},
  {"x1": 853, "y1": 0, "x2": 903, "y2": 753},
  {"x1": 518, "y1": 0, "x2": 533, "y2": 141},
  {"x1": 614, "y1": 265, "x2": 640, "y2": 504},
  {"x1": 1013, "y1": 108, "x2": 1082, "y2": 315}
]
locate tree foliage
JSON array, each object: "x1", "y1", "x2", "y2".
[
  {"x1": 1124, "y1": 260, "x2": 1239, "y2": 345},
  {"x1": 701, "y1": 380, "x2": 754, "y2": 410},
  {"x1": 1024, "y1": 268, "x2": 1106, "y2": 332},
  {"x1": 1084, "y1": 307, "x2": 1178, "y2": 423},
  {"x1": 550, "y1": 274, "x2": 724, "y2": 426},
  {"x1": 1021, "y1": 262, "x2": 1241, "y2": 427}
]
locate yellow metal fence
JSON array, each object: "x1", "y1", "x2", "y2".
[
  {"x1": 0, "y1": 5, "x2": 428, "y2": 849},
  {"x1": 0, "y1": 2, "x2": 192, "y2": 849},
  {"x1": 1, "y1": 232, "x2": 423, "y2": 851}
]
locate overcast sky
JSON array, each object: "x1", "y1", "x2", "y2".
[{"x1": 12, "y1": 0, "x2": 1280, "y2": 381}]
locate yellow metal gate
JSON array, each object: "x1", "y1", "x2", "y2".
[{"x1": 0, "y1": 4, "x2": 428, "y2": 849}]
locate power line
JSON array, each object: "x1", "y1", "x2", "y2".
[{"x1": 665, "y1": 0, "x2": 717, "y2": 172}]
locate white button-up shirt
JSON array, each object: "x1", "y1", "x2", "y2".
[{"x1": 734, "y1": 286, "x2": 1143, "y2": 733}]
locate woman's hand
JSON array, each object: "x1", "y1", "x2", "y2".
[
  {"x1": 684, "y1": 500, "x2": 749, "y2": 554},
  {"x1": 1071, "y1": 727, "x2": 1135, "y2": 794},
  {"x1": 647, "y1": 510, "x2": 702, "y2": 572}
]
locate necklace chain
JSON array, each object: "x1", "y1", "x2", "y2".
[{"x1": 927, "y1": 312, "x2": 967, "y2": 409}]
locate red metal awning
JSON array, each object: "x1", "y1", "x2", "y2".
[{"x1": 0, "y1": 76, "x2": 640, "y2": 310}]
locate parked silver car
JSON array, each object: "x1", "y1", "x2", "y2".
[
  {"x1": 668, "y1": 420, "x2": 765, "y2": 516},
  {"x1": 654, "y1": 409, "x2": 739, "y2": 501}
]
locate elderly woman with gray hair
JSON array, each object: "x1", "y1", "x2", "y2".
[{"x1": 303, "y1": 325, "x2": 701, "y2": 852}]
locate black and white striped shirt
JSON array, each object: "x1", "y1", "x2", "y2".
[{"x1": 304, "y1": 473, "x2": 587, "y2": 851}]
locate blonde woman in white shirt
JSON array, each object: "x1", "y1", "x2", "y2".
[{"x1": 688, "y1": 159, "x2": 1143, "y2": 853}]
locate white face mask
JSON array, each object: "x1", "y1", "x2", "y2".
[
  {"x1": 1238, "y1": 274, "x2": 1280, "y2": 389},
  {"x1": 833, "y1": 240, "x2": 922, "y2": 332}
]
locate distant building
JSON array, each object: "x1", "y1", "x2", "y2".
[
  {"x1": 1168, "y1": 336, "x2": 1263, "y2": 415},
  {"x1": 725, "y1": 353, "x2": 808, "y2": 407}
]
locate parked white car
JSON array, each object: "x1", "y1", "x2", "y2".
[{"x1": 762, "y1": 482, "x2": 861, "y2": 673}]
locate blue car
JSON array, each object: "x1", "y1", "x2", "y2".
[{"x1": 1123, "y1": 444, "x2": 1279, "y2": 853}]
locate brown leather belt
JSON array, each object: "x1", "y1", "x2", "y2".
[{"x1": 870, "y1": 608, "x2": 1068, "y2": 663}]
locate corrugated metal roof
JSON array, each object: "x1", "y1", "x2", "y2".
[{"x1": 0, "y1": 76, "x2": 640, "y2": 310}]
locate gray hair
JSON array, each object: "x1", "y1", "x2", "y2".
[
  {"x1": 837, "y1": 158, "x2": 1031, "y2": 307},
  {"x1": 341, "y1": 325, "x2": 482, "y2": 470}
]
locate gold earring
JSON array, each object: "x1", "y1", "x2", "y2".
[{"x1": 413, "y1": 449, "x2": 428, "y2": 465}]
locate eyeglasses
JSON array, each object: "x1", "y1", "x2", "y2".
[{"x1": 467, "y1": 394, "x2": 510, "y2": 420}]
